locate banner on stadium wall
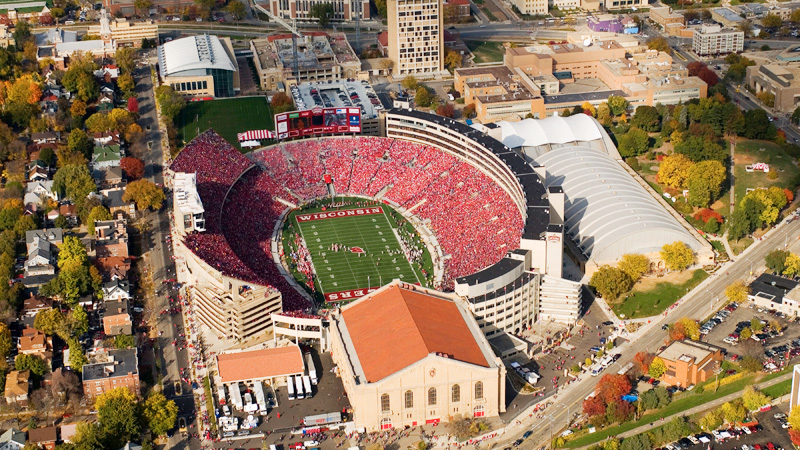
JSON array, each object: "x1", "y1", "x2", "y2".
[
  {"x1": 237, "y1": 129, "x2": 275, "y2": 141},
  {"x1": 274, "y1": 107, "x2": 361, "y2": 139}
]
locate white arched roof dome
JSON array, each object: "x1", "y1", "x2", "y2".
[
  {"x1": 495, "y1": 114, "x2": 603, "y2": 148},
  {"x1": 534, "y1": 147, "x2": 706, "y2": 264}
]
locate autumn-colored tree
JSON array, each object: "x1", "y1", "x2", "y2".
[
  {"x1": 583, "y1": 394, "x2": 606, "y2": 417},
  {"x1": 70, "y1": 99, "x2": 87, "y2": 118},
  {"x1": 435, "y1": 103, "x2": 455, "y2": 118},
  {"x1": 660, "y1": 241, "x2": 694, "y2": 271},
  {"x1": 657, "y1": 153, "x2": 694, "y2": 189},
  {"x1": 125, "y1": 123, "x2": 143, "y2": 144},
  {"x1": 649, "y1": 357, "x2": 667, "y2": 378},
  {"x1": 123, "y1": 179, "x2": 165, "y2": 211},
  {"x1": 127, "y1": 97, "x2": 139, "y2": 114},
  {"x1": 119, "y1": 157, "x2": 144, "y2": 180},
  {"x1": 594, "y1": 374, "x2": 632, "y2": 404},
  {"x1": 618, "y1": 253, "x2": 650, "y2": 281},
  {"x1": 677, "y1": 317, "x2": 700, "y2": 340},
  {"x1": 669, "y1": 321, "x2": 687, "y2": 341},
  {"x1": 725, "y1": 281, "x2": 749, "y2": 304},
  {"x1": 633, "y1": 351, "x2": 654, "y2": 374}
]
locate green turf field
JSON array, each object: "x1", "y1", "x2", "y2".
[
  {"x1": 177, "y1": 97, "x2": 274, "y2": 152},
  {"x1": 283, "y1": 200, "x2": 431, "y2": 302}
]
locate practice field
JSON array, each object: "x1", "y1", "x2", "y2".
[
  {"x1": 287, "y1": 204, "x2": 424, "y2": 302},
  {"x1": 176, "y1": 97, "x2": 274, "y2": 152}
]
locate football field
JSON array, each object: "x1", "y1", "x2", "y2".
[
  {"x1": 292, "y1": 206, "x2": 422, "y2": 301},
  {"x1": 176, "y1": 97, "x2": 274, "y2": 152}
]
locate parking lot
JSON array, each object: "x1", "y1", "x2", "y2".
[
  {"x1": 214, "y1": 347, "x2": 352, "y2": 448},
  {"x1": 702, "y1": 300, "x2": 800, "y2": 361},
  {"x1": 674, "y1": 408, "x2": 793, "y2": 450}
]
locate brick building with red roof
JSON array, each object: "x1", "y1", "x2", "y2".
[{"x1": 330, "y1": 280, "x2": 505, "y2": 430}]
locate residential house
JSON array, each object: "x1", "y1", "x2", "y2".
[
  {"x1": 0, "y1": 428, "x2": 26, "y2": 450},
  {"x1": 45, "y1": 204, "x2": 77, "y2": 227},
  {"x1": 103, "y1": 299, "x2": 132, "y2": 335},
  {"x1": 103, "y1": 280, "x2": 131, "y2": 301},
  {"x1": 656, "y1": 340, "x2": 723, "y2": 387},
  {"x1": 18, "y1": 327, "x2": 53, "y2": 365},
  {"x1": 24, "y1": 237, "x2": 54, "y2": 278},
  {"x1": 82, "y1": 348, "x2": 140, "y2": 402},
  {"x1": 91, "y1": 145, "x2": 122, "y2": 170},
  {"x1": 21, "y1": 295, "x2": 53, "y2": 318},
  {"x1": 30, "y1": 132, "x2": 59, "y2": 145},
  {"x1": 27, "y1": 165, "x2": 49, "y2": 182},
  {"x1": 39, "y1": 94, "x2": 59, "y2": 117},
  {"x1": 94, "y1": 65, "x2": 120, "y2": 80},
  {"x1": 27, "y1": 426, "x2": 57, "y2": 450},
  {"x1": 95, "y1": 219, "x2": 129, "y2": 260},
  {"x1": 58, "y1": 423, "x2": 77, "y2": 444},
  {"x1": 105, "y1": 189, "x2": 135, "y2": 218},
  {"x1": 95, "y1": 256, "x2": 130, "y2": 281},
  {"x1": 23, "y1": 180, "x2": 57, "y2": 208},
  {"x1": 97, "y1": 92, "x2": 114, "y2": 113},
  {"x1": 99, "y1": 166, "x2": 125, "y2": 190},
  {"x1": 4, "y1": 371, "x2": 30, "y2": 406},
  {"x1": 92, "y1": 131, "x2": 121, "y2": 146},
  {"x1": 25, "y1": 229, "x2": 63, "y2": 252}
]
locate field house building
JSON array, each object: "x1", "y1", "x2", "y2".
[
  {"x1": 330, "y1": 281, "x2": 506, "y2": 429},
  {"x1": 157, "y1": 34, "x2": 239, "y2": 98}
]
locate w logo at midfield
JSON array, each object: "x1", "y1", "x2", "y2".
[{"x1": 351, "y1": 247, "x2": 365, "y2": 253}]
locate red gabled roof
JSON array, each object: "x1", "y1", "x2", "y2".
[
  {"x1": 341, "y1": 284, "x2": 489, "y2": 383},
  {"x1": 377, "y1": 31, "x2": 388, "y2": 47},
  {"x1": 216, "y1": 346, "x2": 304, "y2": 383}
]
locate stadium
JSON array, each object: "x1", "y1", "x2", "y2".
[{"x1": 170, "y1": 109, "x2": 579, "y2": 346}]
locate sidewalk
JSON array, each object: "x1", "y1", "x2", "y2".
[{"x1": 576, "y1": 371, "x2": 793, "y2": 449}]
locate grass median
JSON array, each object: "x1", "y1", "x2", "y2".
[
  {"x1": 761, "y1": 378, "x2": 792, "y2": 398},
  {"x1": 565, "y1": 374, "x2": 755, "y2": 448}
]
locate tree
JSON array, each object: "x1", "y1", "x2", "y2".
[
  {"x1": 657, "y1": 154, "x2": 693, "y2": 189},
  {"x1": 12, "y1": 20, "x2": 32, "y2": 50},
  {"x1": 742, "y1": 386, "x2": 770, "y2": 411},
  {"x1": 677, "y1": 317, "x2": 700, "y2": 340},
  {"x1": 86, "y1": 206, "x2": 112, "y2": 235},
  {"x1": 687, "y1": 160, "x2": 726, "y2": 207},
  {"x1": 123, "y1": 179, "x2": 165, "y2": 211},
  {"x1": 110, "y1": 108, "x2": 135, "y2": 133},
  {"x1": 143, "y1": 392, "x2": 178, "y2": 437},
  {"x1": 762, "y1": 13, "x2": 782, "y2": 28},
  {"x1": 660, "y1": 241, "x2": 693, "y2": 271},
  {"x1": 127, "y1": 97, "x2": 139, "y2": 114},
  {"x1": 13, "y1": 215, "x2": 37, "y2": 237},
  {"x1": 115, "y1": 47, "x2": 135, "y2": 74},
  {"x1": 117, "y1": 73, "x2": 135, "y2": 98},
  {"x1": 269, "y1": 92, "x2": 294, "y2": 115},
  {"x1": 96, "y1": 387, "x2": 141, "y2": 445},
  {"x1": 720, "y1": 400, "x2": 746, "y2": 424},
  {"x1": 0, "y1": 322, "x2": 11, "y2": 358},
  {"x1": 617, "y1": 127, "x2": 649, "y2": 158},
  {"x1": 415, "y1": 87, "x2": 433, "y2": 108},
  {"x1": 618, "y1": 254, "x2": 649, "y2": 281},
  {"x1": 463, "y1": 104, "x2": 476, "y2": 119},
  {"x1": 648, "y1": 357, "x2": 666, "y2": 378},
  {"x1": 725, "y1": 281, "x2": 749, "y2": 304},
  {"x1": 744, "y1": 109, "x2": 777, "y2": 140},
  {"x1": 53, "y1": 165, "x2": 95, "y2": 202},
  {"x1": 740, "y1": 327, "x2": 753, "y2": 341},
  {"x1": 68, "y1": 338, "x2": 88, "y2": 373},
  {"x1": 674, "y1": 136, "x2": 726, "y2": 163},
  {"x1": 647, "y1": 37, "x2": 671, "y2": 54},
  {"x1": 401, "y1": 75, "x2": 419, "y2": 91},
  {"x1": 68, "y1": 129, "x2": 93, "y2": 159},
  {"x1": 309, "y1": 2, "x2": 333, "y2": 27},
  {"x1": 444, "y1": 50, "x2": 462, "y2": 71},
  {"x1": 583, "y1": 392, "x2": 607, "y2": 417},
  {"x1": 194, "y1": 0, "x2": 215, "y2": 18},
  {"x1": 741, "y1": 355, "x2": 763, "y2": 372},
  {"x1": 134, "y1": 0, "x2": 153, "y2": 15},
  {"x1": 119, "y1": 157, "x2": 145, "y2": 181},
  {"x1": 51, "y1": 367, "x2": 82, "y2": 407},
  {"x1": 633, "y1": 351, "x2": 654, "y2": 374},
  {"x1": 114, "y1": 334, "x2": 135, "y2": 349},
  {"x1": 699, "y1": 410, "x2": 723, "y2": 431},
  {"x1": 620, "y1": 433, "x2": 650, "y2": 450},
  {"x1": 154, "y1": 85, "x2": 186, "y2": 121},
  {"x1": 34, "y1": 308, "x2": 67, "y2": 338},
  {"x1": 589, "y1": 265, "x2": 632, "y2": 300},
  {"x1": 70, "y1": 305, "x2": 89, "y2": 337},
  {"x1": 789, "y1": 405, "x2": 800, "y2": 430},
  {"x1": 582, "y1": 101, "x2": 596, "y2": 117},
  {"x1": 631, "y1": 106, "x2": 661, "y2": 132},
  {"x1": 595, "y1": 373, "x2": 631, "y2": 404},
  {"x1": 785, "y1": 253, "x2": 800, "y2": 277},
  {"x1": 15, "y1": 354, "x2": 49, "y2": 377},
  {"x1": 85, "y1": 113, "x2": 113, "y2": 134},
  {"x1": 434, "y1": 103, "x2": 455, "y2": 118}
]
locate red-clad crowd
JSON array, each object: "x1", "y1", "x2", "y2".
[{"x1": 172, "y1": 132, "x2": 524, "y2": 306}]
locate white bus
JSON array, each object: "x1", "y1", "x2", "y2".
[
  {"x1": 295, "y1": 375, "x2": 305, "y2": 399},
  {"x1": 287, "y1": 376, "x2": 296, "y2": 401},
  {"x1": 302, "y1": 375, "x2": 313, "y2": 398}
]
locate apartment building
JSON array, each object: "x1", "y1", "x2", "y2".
[
  {"x1": 256, "y1": 0, "x2": 369, "y2": 22},
  {"x1": 650, "y1": 6, "x2": 684, "y2": 30},
  {"x1": 692, "y1": 24, "x2": 743, "y2": 56},
  {"x1": 387, "y1": 0, "x2": 444, "y2": 76},
  {"x1": 82, "y1": 349, "x2": 140, "y2": 402}
]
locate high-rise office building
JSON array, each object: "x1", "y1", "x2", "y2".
[{"x1": 387, "y1": 0, "x2": 444, "y2": 76}]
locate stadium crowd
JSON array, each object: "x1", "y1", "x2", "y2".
[{"x1": 171, "y1": 131, "x2": 524, "y2": 307}]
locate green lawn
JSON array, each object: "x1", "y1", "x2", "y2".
[
  {"x1": 612, "y1": 269, "x2": 709, "y2": 319},
  {"x1": 176, "y1": 96, "x2": 274, "y2": 152},
  {"x1": 761, "y1": 378, "x2": 791, "y2": 398},
  {"x1": 565, "y1": 374, "x2": 756, "y2": 448},
  {"x1": 282, "y1": 198, "x2": 432, "y2": 304},
  {"x1": 465, "y1": 41, "x2": 506, "y2": 63},
  {"x1": 734, "y1": 140, "x2": 797, "y2": 206}
]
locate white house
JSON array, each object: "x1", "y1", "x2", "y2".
[
  {"x1": 103, "y1": 279, "x2": 131, "y2": 301},
  {"x1": 24, "y1": 180, "x2": 57, "y2": 207}
]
